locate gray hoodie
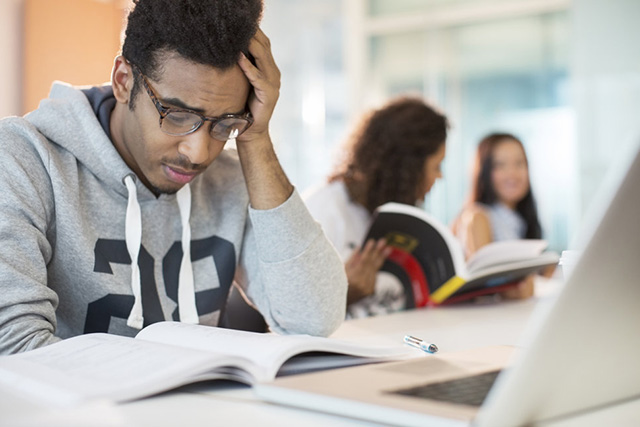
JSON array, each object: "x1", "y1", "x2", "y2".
[{"x1": 0, "y1": 82, "x2": 347, "y2": 354}]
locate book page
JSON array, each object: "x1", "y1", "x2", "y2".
[
  {"x1": 136, "y1": 322, "x2": 412, "y2": 381},
  {"x1": 466, "y1": 239, "x2": 549, "y2": 273},
  {"x1": 0, "y1": 333, "x2": 246, "y2": 406},
  {"x1": 465, "y1": 252, "x2": 560, "y2": 287}
]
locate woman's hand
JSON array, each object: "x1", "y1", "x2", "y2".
[
  {"x1": 345, "y1": 239, "x2": 392, "y2": 305},
  {"x1": 500, "y1": 274, "x2": 535, "y2": 300}
]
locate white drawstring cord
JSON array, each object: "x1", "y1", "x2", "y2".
[
  {"x1": 176, "y1": 184, "x2": 198, "y2": 324},
  {"x1": 123, "y1": 128, "x2": 242, "y2": 328},
  {"x1": 124, "y1": 175, "x2": 143, "y2": 329}
]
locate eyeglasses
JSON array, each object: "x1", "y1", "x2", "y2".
[{"x1": 133, "y1": 65, "x2": 253, "y2": 141}]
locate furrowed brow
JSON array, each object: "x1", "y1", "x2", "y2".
[
  {"x1": 159, "y1": 96, "x2": 206, "y2": 114},
  {"x1": 161, "y1": 96, "x2": 246, "y2": 117}
]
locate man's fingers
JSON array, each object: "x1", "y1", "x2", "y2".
[
  {"x1": 244, "y1": 29, "x2": 280, "y2": 84},
  {"x1": 236, "y1": 28, "x2": 281, "y2": 141}
]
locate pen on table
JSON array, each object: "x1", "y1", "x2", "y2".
[{"x1": 403, "y1": 335, "x2": 439, "y2": 354}]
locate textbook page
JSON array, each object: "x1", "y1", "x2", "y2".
[
  {"x1": 466, "y1": 240, "x2": 549, "y2": 273},
  {"x1": 136, "y1": 322, "x2": 412, "y2": 380},
  {"x1": 0, "y1": 333, "x2": 249, "y2": 406}
]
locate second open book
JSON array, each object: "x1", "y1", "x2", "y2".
[
  {"x1": 0, "y1": 321, "x2": 412, "y2": 407},
  {"x1": 364, "y1": 203, "x2": 559, "y2": 307}
]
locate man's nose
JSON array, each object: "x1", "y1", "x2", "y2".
[{"x1": 178, "y1": 128, "x2": 211, "y2": 166}]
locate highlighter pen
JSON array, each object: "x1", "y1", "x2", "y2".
[{"x1": 403, "y1": 335, "x2": 439, "y2": 354}]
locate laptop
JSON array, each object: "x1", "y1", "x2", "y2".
[{"x1": 254, "y1": 145, "x2": 640, "y2": 427}]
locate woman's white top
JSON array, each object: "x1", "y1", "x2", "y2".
[
  {"x1": 303, "y1": 180, "x2": 405, "y2": 318},
  {"x1": 485, "y1": 203, "x2": 527, "y2": 241}
]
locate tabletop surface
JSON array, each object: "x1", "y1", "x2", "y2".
[{"x1": 2, "y1": 277, "x2": 639, "y2": 427}]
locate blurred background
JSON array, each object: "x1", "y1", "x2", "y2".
[{"x1": 1, "y1": 0, "x2": 638, "y2": 254}]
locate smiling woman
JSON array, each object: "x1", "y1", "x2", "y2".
[
  {"x1": 449, "y1": 132, "x2": 546, "y2": 300},
  {"x1": 452, "y1": 133, "x2": 542, "y2": 259}
]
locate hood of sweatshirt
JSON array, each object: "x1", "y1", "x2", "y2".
[{"x1": 27, "y1": 82, "x2": 141, "y2": 200}]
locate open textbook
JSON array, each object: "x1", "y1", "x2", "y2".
[
  {"x1": 0, "y1": 322, "x2": 412, "y2": 407},
  {"x1": 364, "y1": 203, "x2": 559, "y2": 307}
]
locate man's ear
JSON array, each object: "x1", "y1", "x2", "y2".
[{"x1": 112, "y1": 56, "x2": 133, "y2": 105}]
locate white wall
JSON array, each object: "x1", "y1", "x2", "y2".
[
  {"x1": 572, "y1": 0, "x2": 640, "y2": 225},
  {"x1": 0, "y1": 0, "x2": 23, "y2": 117}
]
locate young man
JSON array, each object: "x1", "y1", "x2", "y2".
[{"x1": 0, "y1": 0, "x2": 347, "y2": 354}]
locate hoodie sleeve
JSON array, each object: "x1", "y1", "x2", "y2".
[
  {"x1": 0, "y1": 119, "x2": 61, "y2": 354},
  {"x1": 235, "y1": 189, "x2": 347, "y2": 337}
]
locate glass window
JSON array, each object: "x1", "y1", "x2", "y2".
[
  {"x1": 262, "y1": 0, "x2": 346, "y2": 190},
  {"x1": 263, "y1": 1, "x2": 573, "y2": 252},
  {"x1": 368, "y1": 0, "x2": 459, "y2": 17},
  {"x1": 366, "y1": 11, "x2": 572, "y2": 252}
]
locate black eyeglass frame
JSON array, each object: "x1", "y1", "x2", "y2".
[{"x1": 132, "y1": 65, "x2": 254, "y2": 139}]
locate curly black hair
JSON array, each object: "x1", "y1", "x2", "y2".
[
  {"x1": 471, "y1": 133, "x2": 542, "y2": 239},
  {"x1": 122, "y1": 0, "x2": 262, "y2": 105},
  {"x1": 331, "y1": 97, "x2": 449, "y2": 213}
]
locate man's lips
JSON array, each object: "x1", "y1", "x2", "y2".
[{"x1": 164, "y1": 165, "x2": 200, "y2": 185}]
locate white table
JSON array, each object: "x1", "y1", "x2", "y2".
[{"x1": 3, "y1": 277, "x2": 639, "y2": 426}]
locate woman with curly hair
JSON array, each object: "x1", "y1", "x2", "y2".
[{"x1": 304, "y1": 97, "x2": 449, "y2": 317}]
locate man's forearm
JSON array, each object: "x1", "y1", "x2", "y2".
[
  {"x1": 240, "y1": 190, "x2": 348, "y2": 337},
  {"x1": 236, "y1": 135, "x2": 293, "y2": 210}
]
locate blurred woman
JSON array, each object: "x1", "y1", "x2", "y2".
[
  {"x1": 452, "y1": 132, "x2": 542, "y2": 298},
  {"x1": 303, "y1": 96, "x2": 449, "y2": 318}
]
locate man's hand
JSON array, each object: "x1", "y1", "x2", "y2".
[
  {"x1": 237, "y1": 28, "x2": 281, "y2": 144},
  {"x1": 345, "y1": 239, "x2": 392, "y2": 305},
  {"x1": 235, "y1": 28, "x2": 292, "y2": 210}
]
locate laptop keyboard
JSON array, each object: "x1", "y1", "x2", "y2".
[{"x1": 389, "y1": 370, "x2": 501, "y2": 407}]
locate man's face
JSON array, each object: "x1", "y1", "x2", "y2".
[{"x1": 121, "y1": 54, "x2": 251, "y2": 195}]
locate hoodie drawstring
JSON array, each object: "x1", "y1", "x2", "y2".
[
  {"x1": 124, "y1": 175, "x2": 143, "y2": 329},
  {"x1": 176, "y1": 183, "x2": 198, "y2": 324},
  {"x1": 123, "y1": 175, "x2": 198, "y2": 329}
]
